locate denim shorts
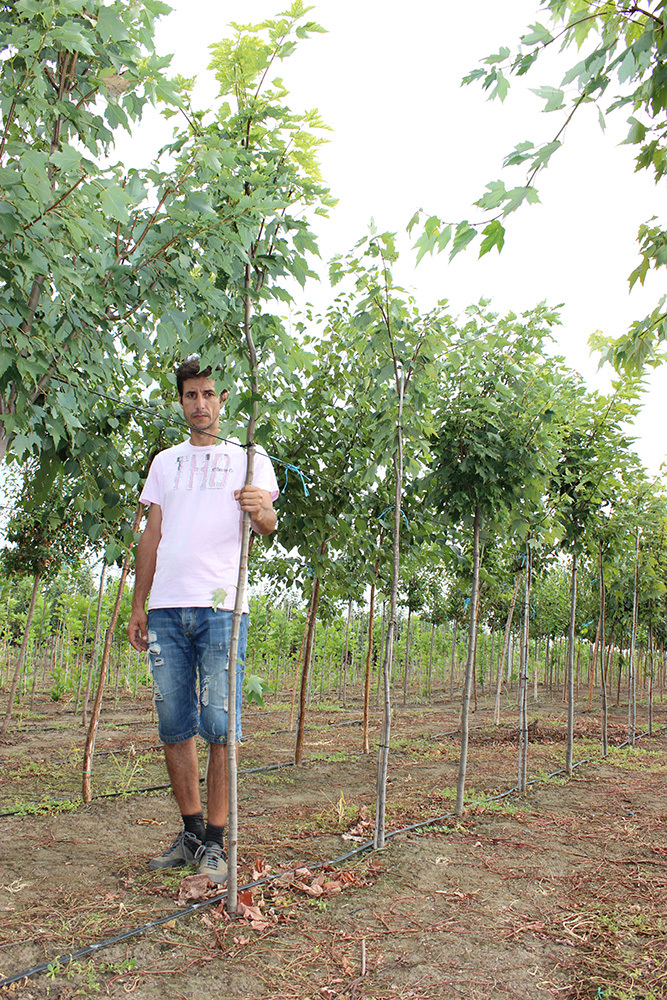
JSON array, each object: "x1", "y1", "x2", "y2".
[{"x1": 146, "y1": 607, "x2": 248, "y2": 745}]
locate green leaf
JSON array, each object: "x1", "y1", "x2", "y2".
[
  {"x1": 479, "y1": 220, "x2": 505, "y2": 257},
  {"x1": 244, "y1": 673, "x2": 264, "y2": 707},
  {"x1": 520, "y1": 23, "x2": 553, "y2": 46},
  {"x1": 531, "y1": 86, "x2": 565, "y2": 112},
  {"x1": 50, "y1": 146, "x2": 83, "y2": 172},
  {"x1": 98, "y1": 181, "x2": 132, "y2": 221},
  {"x1": 211, "y1": 587, "x2": 228, "y2": 610},
  {"x1": 449, "y1": 221, "x2": 477, "y2": 260},
  {"x1": 96, "y1": 5, "x2": 130, "y2": 43}
]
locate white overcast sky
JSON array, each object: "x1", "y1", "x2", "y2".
[{"x1": 120, "y1": 0, "x2": 667, "y2": 474}]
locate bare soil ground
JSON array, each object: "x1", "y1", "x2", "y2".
[{"x1": 1, "y1": 685, "x2": 666, "y2": 1000}]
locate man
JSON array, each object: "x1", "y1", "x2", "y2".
[{"x1": 127, "y1": 356, "x2": 278, "y2": 884}]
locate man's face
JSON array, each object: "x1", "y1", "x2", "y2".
[{"x1": 179, "y1": 377, "x2": 224, "y2": 436}]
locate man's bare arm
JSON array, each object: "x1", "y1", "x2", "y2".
[
  {"x1": 127, "y1": 503, "x2": 162, "y2": 651},
  {"x1": 234, "y1": 486, "x2": 277, "y2": 536}
]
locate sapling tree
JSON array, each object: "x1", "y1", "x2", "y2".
[
  {"x1": 425, "y1": 302, "x2": 565, "y2": 813},
  {"x1": 327, "y1": 231, "x2": 448, "y2": 849},
  {"x1": 162, "y1": 3, "x2": 333, "y2": 914}
]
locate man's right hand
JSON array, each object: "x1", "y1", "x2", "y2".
[{"x1": 127, "y1": 607, "x2": 149, "y2": 651}]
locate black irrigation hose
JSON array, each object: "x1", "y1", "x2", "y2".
[
  {"x1": 0, "y1": 761, "x2": 297, "y2": 819},
  {"x1": 1, "y1": 722, "x2": 664, "y2": 989}
]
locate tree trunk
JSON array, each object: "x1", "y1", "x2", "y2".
[
  {"x1": 402, "y1": 606, "x2": 412, "y2": 706},
  {"x1": 289, "y1": 603, "x2": 312, "y2": 731},
  {"x1": 374, "y1": 376, "x2": 406, "y2": 849},
  {"x1": 81, "y1": 559, "x2": 107, "y2": 726},
  {"x1": 0, "y1": 573, "x2": 41, "y2": 737},
  {"x1": 566, "y1": 553, "x2": 577, "y2": 776},
  {"x1": 427, "y1": 622, "x2": 435, "y2": 700},
  {"x1": 82, "y1": 504, "x2": 143, "y2": 802},
  {"x1": 493, "y1": 571, "x2": 521, "y2": 725},
  {"x1": 455, "y1": 504, "x2": 481, "y2": 816},
  {"x1": 225, "y1": 266, "x2": 264, "y2": 916},
  {"x1": 599, "y1": 541, "x2": 608, "y2": 756},
  {"x1": 294, "y1": 569, "x2": 323, "y2": 765},
  {"x1": 628, "y1": 528, "x2": 640, "y2": 746},
  {"x1": 341, "y1": 599, "x2": 352, "y2": 707},
  {"x1": 449, "y1": 620, "x2": 457, "y2": 700},
  {"x1": 362, "y1": 557, "x2": 380, "y2": 754},
  {"x1": 517, "y1": 545, "x2": 532, "y2": 794},
  {"x1": 29, "y1": 592, "x2": 48, "y2": 711}
]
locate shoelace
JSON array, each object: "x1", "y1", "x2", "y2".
[{"x1": 203, "y1": 843, "x2": 225, "y2": 868}]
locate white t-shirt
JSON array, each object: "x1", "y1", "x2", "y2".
[{"x1": 140, "y1": 439, "x2": 279, "y2": 612}]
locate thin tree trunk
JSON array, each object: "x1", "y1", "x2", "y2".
[
  {"x1": 375, "y1": 381, "x2": 405, "y2": 849},
  {"x1": 0, "y1": 573, "x2": 41, "y2": 737},
  {"x1": 82, "y1": 505, "x2": 142, "y2": 802},
  {"x1": 566, "y1": 553, "x2": 577, "y2": 776},
  {"x1": 289, "y1": 604, "x2": 312, "y2": 731},
  {"x1": 225, "y1": 266, "x2": 263, "y2": 916},
  {"x1": 294, "y1": 541, "x2": 326, "y2": 763},
  {"x1": 362, "y1": 558, "x2": 379, "y2": 754},
  {"x1": 341, "y1": 599, "x2": 352, "y2": 708},
  {"x1": 493, "y1": 571, "x2": 521, "y2": 725},
  {"x1": 449, "y1": 620, "x2": 457, "y2": 701},
  {"x1": 29, "y1": 593, "x2": 48, "y2": 711},
  {"x1": 455, "y1": 504, "x2": 481, "y2": 816},
  {"x1": 81, "y1": 560, "x2": 107, "y2": 726},
  {"x1": 599, "y1": 541, "x2": 608, "y2": 756},
  {"x1": 628, "y1": 528, "x2": 640, "y2": 746},
  {"x1": 402, "y1": 605, "x2": 412, "y2": 706},
  {"x1": 427, "y1": 622, "x2": 435, "y2": 699},
  {"x1": 517, "y1": 545, "x2": 532, "y2": 794}
]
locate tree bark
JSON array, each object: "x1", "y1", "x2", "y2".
[
  {"x1": 294, "y1": 574, "x2": 321, "y2": 764},
  {"x1": 362, "y1": 558, "x2": 379, "y2": 754},
  {"x1": 81, "y1": 559, "x2": 107, "y2": 726},
  {"x1": 493, "y1": 571, "x2": 521, "y2": 725},
  {"x1": 82, "y1": 504, "x2": 143, "y2": 802},
  {"x1": 565, "y1": 553, "x2": 577, "y2": 776},
  {"x1": 455, "y1": 504, "x2": 481, "y2": 816},
  {"x1": 517, "y1": 544, "x2": 532, "y2": 794},
  {"x1": 599, "y1": 540, "x2": 608, "y2": 756},
  {"x1": 374, "y1": 381, "x2": 405, "y2": 849},
  {"x1": 628, "y1": 527, "x2": 640, "y2": 747},
  {"x1": 0, "y1": 572, "x2": 41, "y2": 737}
]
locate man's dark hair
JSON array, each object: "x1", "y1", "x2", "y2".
[{"x1": 176, "y1": 356, "x2": 213, "y2": 399}]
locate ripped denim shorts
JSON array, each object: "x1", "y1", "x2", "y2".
[{"x1": 146, "y1": 608, "x2": 248, "y2": 744}]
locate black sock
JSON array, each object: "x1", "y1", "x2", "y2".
[
  {"x1": 204, "y1": 822, "x2": 225, "y2": 847},
  {"x1": 182, "y1": 811, "x2": 206, "y2": 841}
]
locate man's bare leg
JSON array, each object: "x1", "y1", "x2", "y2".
[{"x1": 164, "y1": 738, "x2": 202, "y2": 815}]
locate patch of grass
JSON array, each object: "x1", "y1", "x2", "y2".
[
  {"x1": 605, "y1": 745, "x2": 667, "y2": 773},
  {"x1": 251, "y1": 770, "x2": 295, "y2": 786},
  {"x1": 5, "y1": 793, "x2": 83, "y2": 816},
  {"x1": 308, "y1": 750, "x2": 348, "y2": 763}
]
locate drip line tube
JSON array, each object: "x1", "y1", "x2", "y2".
[
  {"x1": 0, "y1": 762, "x2": 297, "y2": 819},
  {"x1": 1, "y1": 722, "x2": 663, "y2": 989}
]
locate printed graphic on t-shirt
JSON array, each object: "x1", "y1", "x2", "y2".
[{"x1": 172, "y1": 452, "x2": 231, "y2": 491}]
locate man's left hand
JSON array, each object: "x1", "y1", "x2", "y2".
[{"x1": 234, "y1": 485, "x2": 265, "y2": 517}]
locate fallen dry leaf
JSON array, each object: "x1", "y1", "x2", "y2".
[{"x1": 176, "y1": 874, "x2": 219, "y2": 905}]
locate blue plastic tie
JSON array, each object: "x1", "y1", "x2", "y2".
[
  {"x1": 281, "y1": 463, "x2": 311, "y2": 498},
  {"x1": 378, "y1": 505, "x2": 410, "y2": 529}
]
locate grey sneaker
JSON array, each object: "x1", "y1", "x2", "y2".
[
  {"x1": 199, "y1": 840, "x2": 228, "y2": 885},
  {"x1": 148, "y1": 830, "x2": 204, "y2": 871}
]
